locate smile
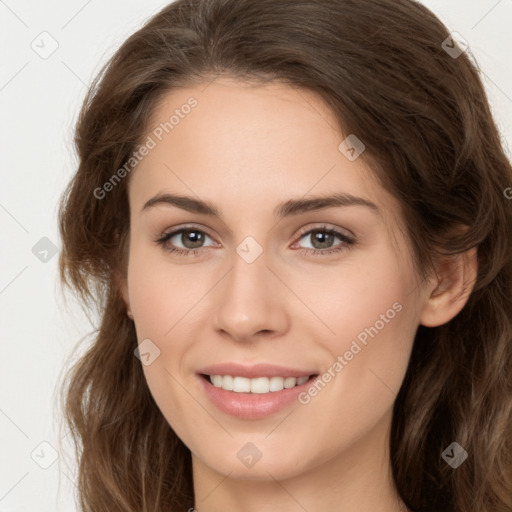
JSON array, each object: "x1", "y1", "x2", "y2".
[
  {"x1": 196, "y1": 363, "x2": 319, "y2": 419},
  {"x1": 207, "y1": 374, "x2": 312, "y2": 393}
]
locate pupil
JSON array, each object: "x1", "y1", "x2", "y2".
[
  {"x1": 313, "y1": 231, "x2": 332, "y2": 249},
  {"x1": 184, "y1": 230, "x2": 204, "y2": 248}
]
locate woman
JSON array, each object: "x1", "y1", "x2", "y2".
[{"x1": 57, "y1": 1, "x2": 512, "y2": 511}]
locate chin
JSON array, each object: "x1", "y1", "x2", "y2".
[{"x1": 195, "y1": 445, "x2": 312, "y2": 481}]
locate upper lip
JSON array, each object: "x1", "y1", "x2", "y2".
[{"x1": 197, "y1": 363, "x2": 318, "y2": 379}]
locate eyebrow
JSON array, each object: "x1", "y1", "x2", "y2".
[{"x1": 141, "y1": 192, "x2": 379, "y2": 219}]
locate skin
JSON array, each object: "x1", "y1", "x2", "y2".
[{"x1": 119, "y1": 77, "x2": 477, "y2": 512}]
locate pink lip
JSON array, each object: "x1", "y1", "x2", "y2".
[
  {"x1": 196, "y1": 363, "x2": 319, "y2": 420},
  {"x1": 196, "y1": 362, "x2": 317, "y2": 379}
]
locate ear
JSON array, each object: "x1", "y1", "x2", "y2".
[
  {"x1": 113, "y1": 229, "x2": 133, "y2": 320},
  {"x1": 114, "y1": 270, "x2": 133, "y2": 320},
  {"x1": 419, "y1": 246, "x2": 478, "y2": 328}
]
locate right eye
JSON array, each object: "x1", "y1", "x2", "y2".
[{"x1": 155, "y1": 226, "x2": 217, "y2": 256}]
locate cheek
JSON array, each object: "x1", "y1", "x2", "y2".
[
  {"x1": 310, "y1": 248, "x2": 414, "y2": 340},
  {"x1": 127, "y1": 246, "x2": 205, "y2": 339},
  {"x1": 127, "y1": 253, "x2": 204, "y2": 437},
  {"x1": 312, "y1": 249, "x2": 418, "y2": 391}
]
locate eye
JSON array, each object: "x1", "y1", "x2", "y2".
[
  {"x1": 155, "y1": 226, "x2": 217, "y2": 257},
  {"x1": 292, "y1": 224, "x2": 355, "y2": 256},
  {"x1": 155, "y1": 223, "x2": 355, "y2": 258}
]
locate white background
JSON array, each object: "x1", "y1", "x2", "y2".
[{"x1": 0, "y1": 1, "x2": 511, "y2": 510}]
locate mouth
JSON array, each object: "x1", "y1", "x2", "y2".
[
  {"x1": 196, "y1": 363, "x2": 319, "y2": 419},
  {"x1": 199, "y1": 373, "x2": 318, "y2": 393}
]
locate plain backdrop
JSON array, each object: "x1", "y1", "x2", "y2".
[{"x1": 0, "y1": 1, "x2": 511, "y2": 510}]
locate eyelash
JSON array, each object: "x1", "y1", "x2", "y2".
[{"x1": 155, "y1": 224, "x2": 355, "y2": 258}]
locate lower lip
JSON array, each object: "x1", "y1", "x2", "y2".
[{"x1": 198, "y1": 375, "x2": 317, "y2": 420}]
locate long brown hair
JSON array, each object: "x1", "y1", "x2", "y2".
[{"x1": 57, "y1": 1, "x2": 512, "y2": 510}]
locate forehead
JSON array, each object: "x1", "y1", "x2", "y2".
[
  {"x1": 132, "y1": 78, "x2": 379, "y2": 197},
  {"x1": 146, "y1": 78, "x2": 345, "y2": 173}
]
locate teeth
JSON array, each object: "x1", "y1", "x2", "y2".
[
  {"x1": 269, "y1": 376, "x2": 285, "y2": 392},
  {"x1": 233, "y1": 376, "x2": 251, "y2": 392},
  {"x1": 208, "y1": 375, "x2": 311, "y2": 393},
  {"x1": 296, "y1": 376, "x2": 309, "y2": 385}
]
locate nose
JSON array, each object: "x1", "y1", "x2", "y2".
[{"x1": 212, "y1": 248, "x2": 290, "y2": 343}]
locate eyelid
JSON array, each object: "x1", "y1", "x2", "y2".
[
  {"x1": 159, "y1": 223, "x2": 216, "y2": 239},
  {"x1": 294, "y1": 222, "x2": 354, "y2": 239}
]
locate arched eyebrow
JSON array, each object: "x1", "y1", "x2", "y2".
[{"x1": 141, "y1": 192, "x2": 380, "y2": 219}]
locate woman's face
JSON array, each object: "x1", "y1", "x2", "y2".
[{"x1": 122, "y1": 77, "x2": 431, "y2": 481}]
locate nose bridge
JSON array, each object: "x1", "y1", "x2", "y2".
[{"x1": 212, "y1": 240, "x2": 288, "y2": 340}]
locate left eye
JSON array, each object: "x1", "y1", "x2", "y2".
[
  {"x1": 293, "y1": 226, "x2": 355, "y2": 255},
  {"x1": 155, "y1": 225, "x2": 355, "y2": 257}
]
